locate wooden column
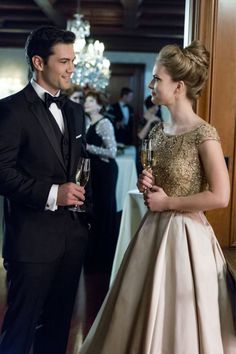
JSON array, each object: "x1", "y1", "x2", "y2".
[{"x1": 194, "y1": 0, "x2": 236, "y2": 247}]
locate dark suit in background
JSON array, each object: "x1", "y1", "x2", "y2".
[
  {"x1": 0, "y1": 26, "x2": 89, "y2": 354},
  {"x1": 109, "y1": 102, "x2": 134, "y2": 145},
  {"x1": 108, "y1": 87, "x2": 134, "y2": 145}
]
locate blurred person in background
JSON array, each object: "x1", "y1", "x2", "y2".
[
  {"x1": 138, "y1": 95, "x2": 162, "y2": 141},
  {"x1": 108, "y1": 87, "x2": 134, "y2": 145},
  {"x1": 67, "y1": 84, "x2": 84, "y2": 105},
  {"x1": 84, "y1": 91, "x2": 118, "y2": 273},
  {"x1": 66, "y1": 84, "x2": 91, "y2": 132},
  {"x1": 136, "y1": 95, "x2": 162, "y2": 173}
]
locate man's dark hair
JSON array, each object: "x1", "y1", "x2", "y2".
[
  {"x1": 120, "y1": 87, "x2": 133, "y2": 98},
  {"x1": 25, "y1": 26, "x2": 76, "y2": 72}
]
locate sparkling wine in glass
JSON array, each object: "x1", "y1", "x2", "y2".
[
  {"x1": 70, "y1": 157, "x2": 90, "y2": 212},
  {"x1": 140, "y1": 138, "x2": 157, "y2": 192},
  {"x1": 141, "y1": 139, "x2": 157, "y2": 169}
]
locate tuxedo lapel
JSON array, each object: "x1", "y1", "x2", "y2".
[
  {"x1": 114, "y1": 103, "x2": 124, "y2": 121},
  {"x1": 24, "y1": 84, "x2": 66, "y2": 172},
  {"x1": 118, "y1": 104, "x2": 123, "y2": 118},
  {"x1": 63, "y1": 103, "x2": 77, "y2": 177}
]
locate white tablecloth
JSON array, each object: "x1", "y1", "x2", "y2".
[
  {"x1": 115, "y1": 155, "x2": 137, "y2": 212},
  {"x1": 122, "y1": 145, "x2": 136, "y2": 159},
  {"x1": 110, "y1": 189, "x2": 147, "y2": 285}
]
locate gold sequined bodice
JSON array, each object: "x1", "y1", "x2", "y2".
[{"x1": 149, "y1": 122, "x2": 220, "y2": 197}]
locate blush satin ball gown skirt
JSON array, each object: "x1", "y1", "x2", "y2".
[{"x1": 78, "y1": 211, "x2": 236, "y2": 354}]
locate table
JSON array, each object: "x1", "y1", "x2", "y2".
[
  {"x1": 115, "y1": 154, "x2": 137, "y2": 212},
  {"x1": 122, "y1": 145, "x2": 136, "y2": 159},
  {"x1": 110, "y1": 189, "x2": 147, "y2": 285}
]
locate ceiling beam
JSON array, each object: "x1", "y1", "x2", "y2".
[
  {"x1": 0, "y1": 4, "x2": 37, "y2": 10},
  {"x1": 0, "y1": 0, "x2": 185, "y2": 52},
  {"x1": 120, "y1": 0, "x2": 144, "y2": 29},
  {"x1": 90, "y1": 26, "x2": 184, "y2": 38},
  {"x1": 33, "y1": 0, "x2": 66, "y2": 27},
  {"x1": 0, "y1": 31, "x2": 183, "y2": 52}
]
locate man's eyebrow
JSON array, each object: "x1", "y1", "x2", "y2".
[{"x1": 59, "y1": 57, "x2": 76, "y2": 61}]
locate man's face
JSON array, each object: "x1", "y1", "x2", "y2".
[
  {"x1": 35, "y1": 43, "x2": 75, "y2": 95},
  {"x1": 123, "y1": 92, "x2": 133, "y2": 104}
]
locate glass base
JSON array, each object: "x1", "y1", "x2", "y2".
[{"x1": 68, "y1": 205, "x2": 86, "y2": 213}]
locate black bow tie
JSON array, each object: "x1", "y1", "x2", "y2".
[{"x1": 44, "y1": 92, "x2": 66, "y2": 109}]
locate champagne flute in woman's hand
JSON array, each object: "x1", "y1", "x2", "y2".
[
  {"x1": 140, "y1": 138, "x2": 157, "y2": 192},
  {"x1": 141, "y1": 138, "x2": 157, "y2": 170},
  {"x1": 69, "y1": 157, "x2": 90, "y2": 212}
]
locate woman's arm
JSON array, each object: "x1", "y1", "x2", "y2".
[
  {"x1": 86, "y1": 118, "x2": 117, "y2": 159},
  {"x1": 141, "y1": 140, "x2": 230, "y2": 212},
  {"x1": 137, "y1": 117, "x2": 160, "y2": 140}
]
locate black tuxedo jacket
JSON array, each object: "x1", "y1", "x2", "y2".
[
  {"x1": 0, "y1": 84, "x2": 87, "y2": 263},
  {"x1": 109, "y1": 102, "x2": 134, "y2": 145}
]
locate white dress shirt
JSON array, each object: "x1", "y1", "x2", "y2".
[
  {"x1": 31, "y1": 79, "x2": 64, "y2": 133},
  {"x1": 31, "y1": 79, "x2": 63, "y2": 211}
]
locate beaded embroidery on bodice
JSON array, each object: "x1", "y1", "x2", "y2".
[{"x1": 149, "y1": 122, "x2": 220, "y2": 197}]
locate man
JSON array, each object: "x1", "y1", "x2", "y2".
[
  {"x1": 109, "y1": 87, "x2": 134, "y2": 145},
  {"x1": 0, "y1": 26, "x2": 89, "y2": 354}
]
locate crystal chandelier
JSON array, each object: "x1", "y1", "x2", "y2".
[{"x1": 67, "y1": 14, "x2": 111, "y2": 91}]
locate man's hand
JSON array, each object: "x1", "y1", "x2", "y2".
[{"x1": 57, "y1": 182, "x2": 85, "y2": 206}]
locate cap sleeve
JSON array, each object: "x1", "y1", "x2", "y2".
[
  {"x1": 195, "y1": 123, "x2": 220, "y2": 147},
  {"x1": 148, "y1": 122, "x2": 162, "y2": 139}
]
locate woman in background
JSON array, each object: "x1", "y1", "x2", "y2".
[
  {"x1": 136, "y1": 95, "x2": 162, "y2": 173},
  {"x1": 66, "y1": 84, "x2": 84, "y2": 104},
  {"x1": 84, "y1": 91, "x2": 118, "y2": 273},
  {"x1": 66, "y1": 84, "x2": 91, "y2": 132},
  {"x1": 137, "y1": 95, "x2": 162, "y2": 141}
]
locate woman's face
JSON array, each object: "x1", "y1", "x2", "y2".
[
  {"x1": 84, "y1": 95, "x2": 101, "y2": 114},
  {"x1": 70, "y1": 91, "x2": 83, "y2": 103},
  {"x1": 148, "y1": 63, "x2": 178, "y2": 106}
]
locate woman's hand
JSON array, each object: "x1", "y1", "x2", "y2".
[
  {"x1": 144, "y1": 185, "x2": 169, "y2": 212},
  {"x1": 137, "y1": 169, "x2": 154, "y2": 192}
]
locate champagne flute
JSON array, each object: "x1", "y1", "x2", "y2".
[
  {"x1": 140, "y1": 138, "x2": 157, "y2": 192},
  {"x1": 69, "y1": 157, "x2": 90, "y2": 212},
  {"x1": 140, "y1": 138, "x2": 157, "y2": 170}
]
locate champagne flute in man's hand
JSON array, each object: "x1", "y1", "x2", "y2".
[{"x1": 69, "y1": 157, "x2": 90, "y2": 212}]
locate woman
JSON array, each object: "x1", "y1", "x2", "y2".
[
  {"x1": 136, "y1": 95, "x2": 162, "y2": 173},
  {"x1": 137, "y1": 95, "x2": 162, "y2": 141},
  {"x1": 79, "y1": 42, "x2": 236, "y2": 353},
  {"x1": 84, "y1": 91, "x2": 118, "y2": 273}
]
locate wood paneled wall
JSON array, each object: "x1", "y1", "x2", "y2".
[{"x1": 194, "y1": 0, "x2": 236, "y2": 247}]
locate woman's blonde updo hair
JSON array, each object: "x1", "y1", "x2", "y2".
[{"x1": 157, "y1": 40, "x2": 210, "y2": 100}]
